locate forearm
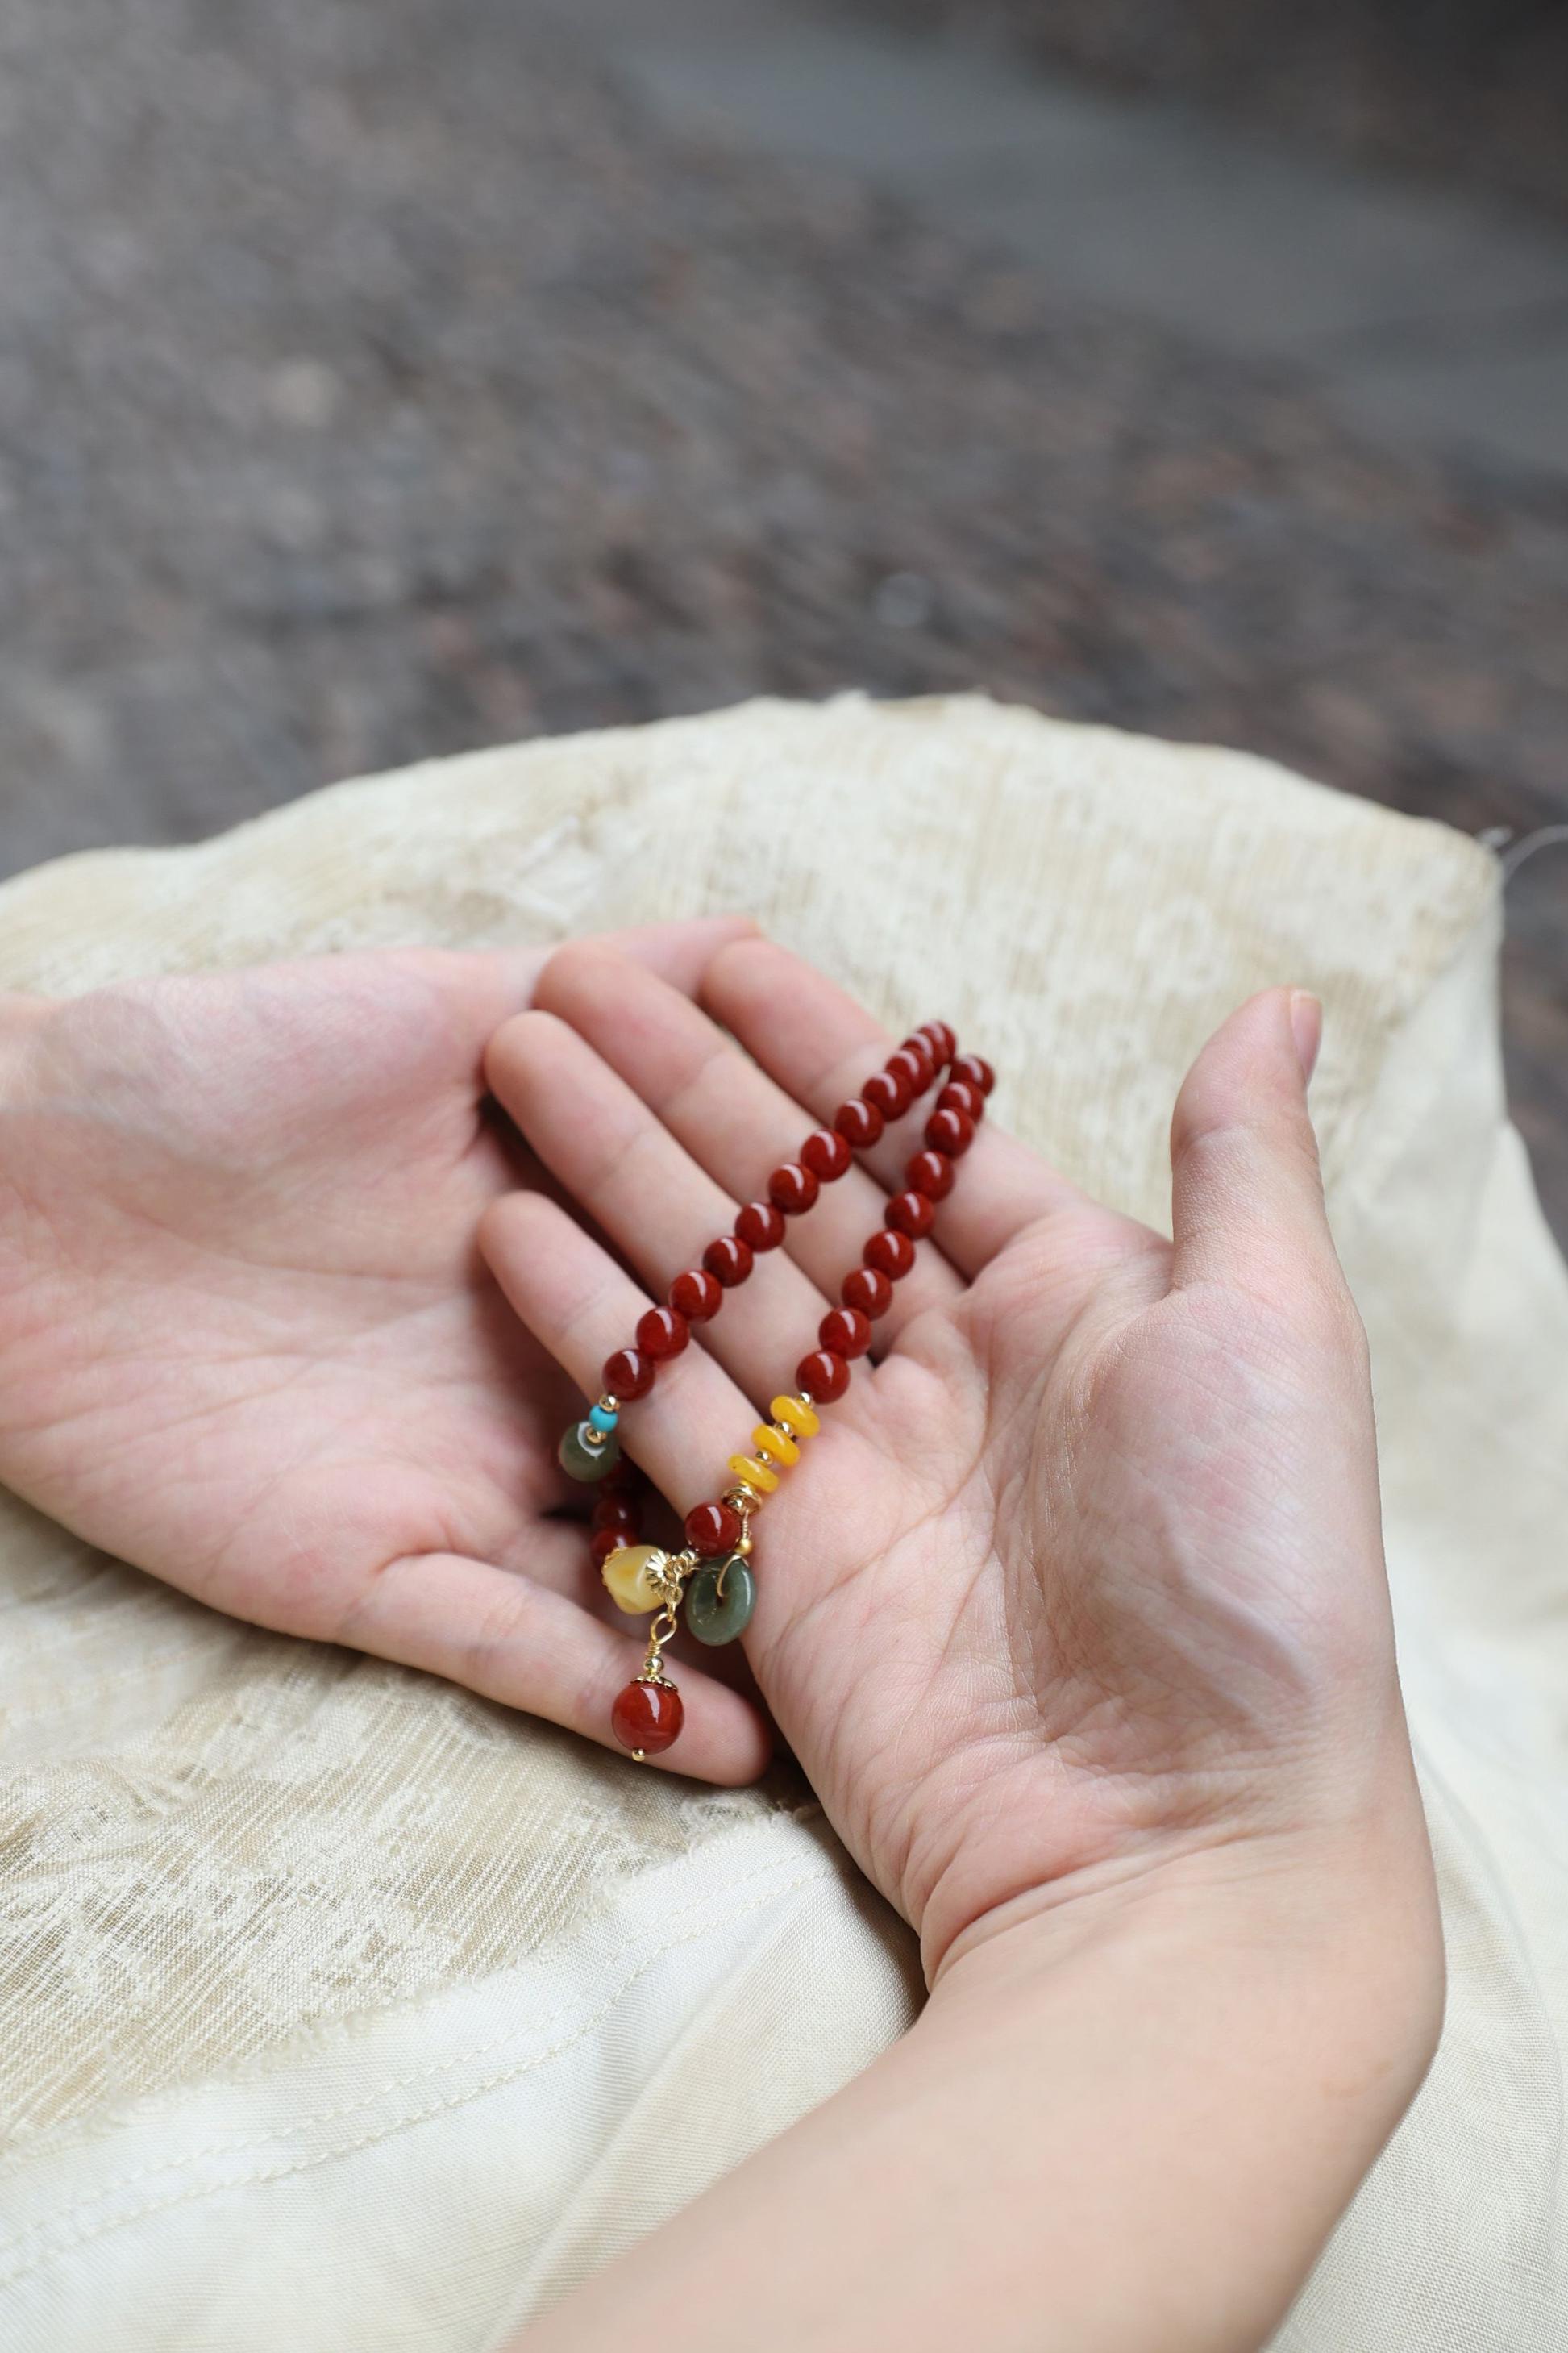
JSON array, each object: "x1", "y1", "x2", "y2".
[{"x1": 514, "y1": 1824, "x2": 1441, "y2": 2353}]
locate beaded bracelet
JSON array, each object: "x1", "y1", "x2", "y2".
[{"x1": 556, "y1": 1022, "x2": 996, "y2": 1762}]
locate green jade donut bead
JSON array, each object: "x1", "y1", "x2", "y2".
[
  {"x1": 685, "y1": 1554, "x2": 755, "y2": 1646},
  {"x1": 558, "y1": 1419, "x2": 621, "y2": 1482}
]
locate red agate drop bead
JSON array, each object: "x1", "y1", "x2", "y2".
[{"x1": 612, "y1": 1678, "x2": 684, "y2": 1755}]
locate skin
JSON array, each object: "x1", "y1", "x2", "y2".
[
  {"x1": 0, "y1": 919, "x2": 771, "y2": 1778},
  {"x1": 0, "y1": 931, "x2": 1443, "y2": 2348}
]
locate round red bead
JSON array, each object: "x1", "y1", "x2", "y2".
[
  {"x1": 884, "y1": 1047, "x2": 928, "y2": 1100},
  {"x1": 636, "y1": 1305, "x2": 690, "y2": 1360},
  {"x1": 703, "y1": 1234, "x2": 755, "y2": 1287},
  {"x1": 925, "y1": 1106, "x2": 975, "y2": 1158},
  {"x1": 589, "y1": 1526, "x2": 626, "y2": 1565},
  {"x1": 834, "y1": 1097, "x2": 885, "y2": 1149},
  {"x1": 864, "y1": 1227, "x2": 916, "y2": 1280},
  {"x1": 603, "y1": 1457, "x2": 643, "y2": 1494},
  {"x1": 921, "y1": 1020, "x2": 957, "y2": 1065},
  {"x1": 685, "y1": 1500, "x2": 742, "y2": 1557},
  {"x1": 796, "y1": 1347, "x2": 851, "y2": 1402},
  {"x1": 612, "y1": 1677, "x2": 684, "y2": 1755},
  {"x1": 768, "y1": 1162, "x2": 819, "y2": 1216},
  {"x1": 819, "y1": 1306, "x2": 871, "y2": 1360},
  {"x1": 669, "y1": 1268, "x2": 722, "y2": 1322},
  {"x1": 937, "y1": 1079, "x2": 984, "y2": 1123},
  {"x1": 906, "y1": 1147, "x2": 955, "y2": 1200},
  {"x1": 735, "y1": 1200, "x2": 786, "y2": 1252},
  {"x1": 887, "y1": 1189, "x2": 935, "y2": 1239},
  {"x1": 842, "y1": 1263, "x2": 892, "y2": 1318},
  {"x1": 801, "y1": 1127, "x2": 852, "y2": 1181},
  {"x1": 602, "y1": 1347, "x2": 654, "y2": 1400},
  {"x1": 862, "y1": 1068, "x2": 909, "y2": 1119},
  {"x1": 898, "y1": 1036, "x2": 936, "y2": 1089},
  {"x1": 951, "y1": 1052, "x2": 995, "y2": 1097},
  {"x1": 593, "y1": 1494, "x2": 641, "y2": 1531}
]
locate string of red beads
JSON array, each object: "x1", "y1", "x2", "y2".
[
  {"x1": 593, "y1": 1027, "x2": 992, "y2": 1426},
  {"x1": 584, "y1": 1023, "x2": 995, "y2": 1760}
]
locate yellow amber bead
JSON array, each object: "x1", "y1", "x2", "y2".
[
  {"x1": 729, "y1": 1452, "x2": 780, "y2": 1493},
  {"x1": 771, "y1": 1394, "x2": 821, "y2": 1438},
  {"x1": 601, "y1": 1543, "x2": 671, "y2": 1615},
  {"x1": 752, "y1": 1422, "x2": 800, "y2": 1468}
]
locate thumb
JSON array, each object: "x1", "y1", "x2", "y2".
[{"x1": 1169, "y1": 987, "x2": 1337, "y2": 1297}]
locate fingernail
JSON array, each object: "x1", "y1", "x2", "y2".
[{"x1": 1289, "y1": 989, "x2": 1322, "y2": 1086}]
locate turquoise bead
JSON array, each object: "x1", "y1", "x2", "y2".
[
  {"x1": 685, "y1": 1555, "x2": 755, "y2": 1646},
  {"x1": 588, "y1": 1403, "x2": 619, "y2": 1435},
  {"x1": 558, "y1": 1420, "x2": 620, "y2": 1482}
]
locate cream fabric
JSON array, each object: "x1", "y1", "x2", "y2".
[{"x1": 0, "y1": 693, "x2": 1562, "y2": 2349}]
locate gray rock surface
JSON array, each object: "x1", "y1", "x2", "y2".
[{"x1": 0, "y1": 0, "x2": 1563, "y2": 1226}]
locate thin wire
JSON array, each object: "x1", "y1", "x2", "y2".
[{"x1": 1483, "y1": 824, "x2": 1568, "y2": 882}]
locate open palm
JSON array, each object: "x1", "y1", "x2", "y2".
[
  {"x1": 0, "y1": 921, "x2": 773, "y2": 1768},
  {"x1": 483, "y1": 939, "x2": 1421, "y2": 1975}
]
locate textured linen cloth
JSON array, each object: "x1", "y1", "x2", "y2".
[{"x1": 0, "y1": 693, "x2": 1562, "y2": 2350}]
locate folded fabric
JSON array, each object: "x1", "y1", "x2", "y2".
[{"x1": 0, "y1": 693, "x2": 1562, "y2": 2350}]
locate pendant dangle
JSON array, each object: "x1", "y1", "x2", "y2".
[{"x1": 550, "y1": 1020, "x2": 996, "y2": 1762}]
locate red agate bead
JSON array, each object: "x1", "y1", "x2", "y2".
[
  {"x1": 885, "y1": 1045, "x2": 929, "y2": 1099},
  {"x1": 602, "y1": 1346, "x2": 654, "y2": 1400},
  {"x1": 589, "y1": 1526, "x2": 626, "y2": 1565},
  {"x1": 686, "y1": 1499, "x2": 743, "y2": 1555},
  {"x1": 669, "y1": 1268, "x2": 722, "y2": 1322},
  {"x1": 951, "y1": 1051, "x2": 994, "y2": 1097},
  {"x1": 842, "y1": 1263, "x2": 892, "y2": 1318},
  {"x1": 801, "y1": 1127, "x2": 852, "y2": 1181},
  {"x1": 593, "y1": 1494, "x2": 641, "y2": 1531},
  {"x1": 862, "y1": 1068, "x2": 909, "y2": 1119},
  {"x1": 834, "y1": 1097, "x2": 884, "y2": 1149},
  {"x1": 906, "y1": 1147, "x2": 955, "y2": 1199},
  {"x1": 819, "y1": 1306, "x2": 871, "y2": 1360},
  {"x1": 887, "y1": 1189, "x2": 935, "y2": 1239},
  {"x1": 735, "y1": 1200, "x2": 786, "y2": 1252},
  {"x1": 896, "y1": 1037, "x2": 936, "y2": 1089},
  {"x1": 864, "y1": 1227, "x2": 916, "y2": 1280},
  {"x1": 612, "y1": 1678, "x2": 684, "y2": 1755},
  {"x1": 704, "y1": 1233, "x2": 755, "y2": 1287},
  {"x1": 796, "y1": 1347, "x2": 851, "y2": 1402},
  {"x1": 938, "y1": 1078, "x2": 984, "y2": 1123},
  {"x1": 920, "y1": 1020, "x2": 957, "y2": 1065},
  {"x1": 637, "y1": 1305, "x2": 689, "y2": 1360},
  {"x1": 768, "y1": 1161, "x2": 819, "y2": 1216},
  {"x1": 925, "y1": 1105, "x2": 975, "y2": 1158}
]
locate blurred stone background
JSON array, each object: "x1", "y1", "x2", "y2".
[{"x1": 0, "y1": 0, "x2": 1564, "y2": 1232}]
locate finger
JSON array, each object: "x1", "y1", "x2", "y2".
[
  {"x1": 1169, "y1": 988, "x2": 1344, "y2": 1306},
  {"x1": 485, "y1": 1009, "x2": 838, "y2": 1402},
  {"x1": 381, "y1": 917, "x2": 764, "y2": 1074},
  {"x1": 699, "y1": 936, "x2": 1081, "y2": 1276},
  {"x1": 479, "y1": 1187, "x2": 776, "y2": 1514},
  {"x1": 341, "y1": 1550, "x2": 772, "y2": 1784},
  {"x1": 531, "y1": 942, "x2": 963, "y2": 1345}
]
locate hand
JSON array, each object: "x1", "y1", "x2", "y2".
[
  {"x1": 480, "y1": 938, "x2": 1440, "y2": 1984},
  {"x1": 0, "y1": 921, "x2": 773, "y2": 1774}
]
